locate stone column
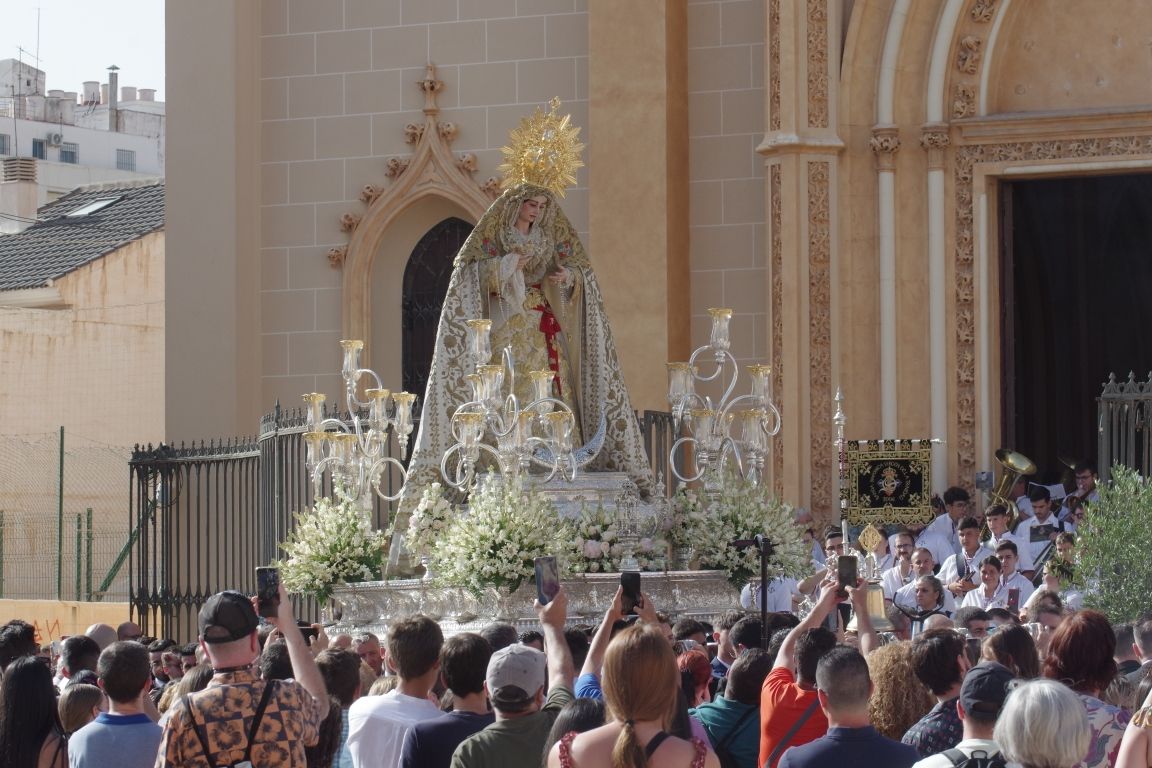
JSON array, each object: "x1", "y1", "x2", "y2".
[
  {"x1": 760, "y1": 0, "x2": 843, "y2": 520},
  {"x1": 587, "y1": 0, "x2": 690, "y2": 412},
  {"x1": 921, "y1": 123, "x2": 951, "y2": 490}
]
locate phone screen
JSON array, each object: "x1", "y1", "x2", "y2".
[
  {"x1": 620, "y1": 571, "x2": 641, "y2": 615},
  {"x1": 836, "y1": 555, "x2": 858, "y2": 599},
  {"x1": 534, "y1": 556, "x2": 560, "y2": 605},
  {"x1": 256, "y1": 566, "x2": 281, "y2": 618},
  {"x1": 1007, "y1": 587, "x2": 1020, "y2": 612}
]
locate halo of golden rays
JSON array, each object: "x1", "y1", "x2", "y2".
[{"x1": 498, "y1": 97, "x2": 585, "y2": 197}]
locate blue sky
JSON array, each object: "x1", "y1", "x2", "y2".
[{"x1": 1, "y1": 1, "x2": 165, "y2": 100}]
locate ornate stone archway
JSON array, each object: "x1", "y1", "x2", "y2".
[{"x1": 329, "y1": 65, "x2": 496, "y2": 359}]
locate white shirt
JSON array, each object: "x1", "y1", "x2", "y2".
[
  {"x1": 923, "y1": 513, "x2": 960, "y2": 555},
  {"x1": 939, "y1": 545, "x2": 995, "y2": 587},
  {"x1": 880, "y1": 562, "x2": 914, "y2": 599},
  {"x1": 989, "y1": 530, "x2": 1035, "y2": 573},
  {"x1": 916, "y1": 528, "x2": 956, "y2": 568},
  {"x1": 894, "y1": 579, "x2": 957, "y2": 614},
  {"x1": 347, "y1": 689, "x2": 445, "y2": 768},
  {"x1": 911, "y1": 738, "x2": 1002, "y2": 768},
  {"x1": 1001, "y1": 570, "x2": 1036, "y2": 607},
  {"x1": 1020, "y1": 514, "x2": 1064, "y2": 562},
  {"x1": 740, "y1": 576, "x2": 800, "y2": 612}
]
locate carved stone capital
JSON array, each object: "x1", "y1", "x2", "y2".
[
  {"x1": 919, "y1": 124, "x2": 951, "y2": 169},
  {"x1": 438, "y1": 122, "x2": 458, "y2": 143},
  {"x1": 870, "y1": 126, "x2": 901, "y2": 171},
  {"x1": 327, "y1": 245, "x2": 347, "y2": 268}
]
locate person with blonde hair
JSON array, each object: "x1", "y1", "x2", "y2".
[
  {"x1": 57, "y1": 683, "x2": 104, "y2": 735},
  {"x1": 866, "y1": 641, "x2": 934, "y2": 741},
  {"x1": 547, "y1": 623, "x2": 719, "y2": 768},
  {"x1": 994, "y1": 679, "x2": 1090, "y2": 768}
]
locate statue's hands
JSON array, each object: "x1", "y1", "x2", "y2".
[
  {"x1": 547, "y1": 266, "x2": 569, "y2": 285},
  {"x1": 517, "y1": 253, "x2": 530, "y2": 270}
]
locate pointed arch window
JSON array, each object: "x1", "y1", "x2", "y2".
[{"x1": 402, "y1": 217, "x2": 473, "y2": 396}]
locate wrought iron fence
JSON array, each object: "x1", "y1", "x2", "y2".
[
  {"x1": 130, "y1": 406, "x2": 679, "y2": 641},
  {"x1": 1098, "y1": 371, "x2": 1152, "y2": 482}
]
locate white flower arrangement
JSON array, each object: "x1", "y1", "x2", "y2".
[
  {"x1": 682, "y1": 474, "x2": 811, "y2": 587},
  {"x1": 405, "y1": 482, "x2": 454, "y2": 558},
  {"x1": 429, "y1": 476, "x2": 567, "y2": 596},
  {"x1": 666, "y1": 487, "x2": 708, "y2": 552},
  {"x1": 568, "y1": 502, "x2": 667, "y2": 573},
  {"x1": 276, "y1": 494, "x2": 387, "y2": 603}
]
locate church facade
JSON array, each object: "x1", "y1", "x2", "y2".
[{"x1": 164, "y1": 0, "x2": 1152, "y2": 522}]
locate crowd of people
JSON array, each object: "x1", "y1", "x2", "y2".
[{"x1": 1, "y1": 467, "x2": 1151, "y2": 767}]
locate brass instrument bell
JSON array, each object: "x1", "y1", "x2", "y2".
[{"x1": 980, "y1": 448, "x2": 1037, "y2": 539}]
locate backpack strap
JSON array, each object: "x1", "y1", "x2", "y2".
[
  {"x1": 942, "y1": 748, "x2": 970, "y2": 766},
  {"x1": 765, "y1": 696, "x2": 820, "y2": 767},
  {"x1": 183, "y1": 681, "x2": 277, "y2": 767},
  {"x1": 242, "y1": 680, "x2": 277, "y2": 763},
  {"x1": 712, "y1": 704, "x2": 758, "y2": 752},
  {"x1": 184, "y1": 693, "x2": 215, "y2": 763}
]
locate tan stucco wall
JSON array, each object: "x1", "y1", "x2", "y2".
[
  {"x1": 0, "y1": 600, "x2": 133, "y2": 643},
  {"x1": 165, "y1": 1, "x2": 261, "y2": 443},
  {"x1": 0, "y1": 232, "x2": 165, "y2": 444}
]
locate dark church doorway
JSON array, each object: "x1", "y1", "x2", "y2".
[
  {"x1": 402, "y1": 217, "x2": 473, "y2": 396},
  {"x1": 1001, "y1": 173, "x2": 1152, "y2": 484}
]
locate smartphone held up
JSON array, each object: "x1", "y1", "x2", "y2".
[
  {"x1": 534, "y1": 556, "x2": 561, "y2": 605},
  {"x1": 256, "y1": 566, "x2": 281, "y2": 618},
  {"x1": 620, "y1": 571, "x2": 642, "y2": 615}
]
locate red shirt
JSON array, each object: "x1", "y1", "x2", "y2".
[{"x1": 759, "y1": 666, "x2": 829, "y2": 768}]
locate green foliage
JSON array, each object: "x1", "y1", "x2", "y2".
[{"x1": 1078, "y1": 465, "x2": 1152, "y2": 622}]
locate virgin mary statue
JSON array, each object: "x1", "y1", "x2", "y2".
[{"x1": 399, "y1": 101, "x2": 653, "y2": 520}]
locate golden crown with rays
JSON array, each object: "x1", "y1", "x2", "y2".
[{"x1": 497, "y1": 97, "x2": 585, "y2": 197}]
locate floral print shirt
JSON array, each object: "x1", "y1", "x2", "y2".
[
  {"x1": 1077, "y1": 692, "x2": 1130, "y2": 768},
  {"x1": 155, "y1": 669, "x2": 322, "y2": 768}
]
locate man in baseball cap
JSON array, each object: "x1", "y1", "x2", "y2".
[
  {"x1": 156, "y1": 583, "x2": 330, "y2": 767},
  {"x1": 911, "y1": 661, "x2": 1014, "y2": 767},
  {"x1": 451, "y1": 588, "x2": 575, "y2": 768}
]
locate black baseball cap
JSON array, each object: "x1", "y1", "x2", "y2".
[
  {"x1": 198, "y1": 591, "x2": 259, "y2": 644},
  {"x1": 960, "y1": 661, "x2": 1014, "y2": 718}
]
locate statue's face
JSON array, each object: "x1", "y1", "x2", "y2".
[{"x1": 517, "y1": 195, "x2": 549, "y2": 226}]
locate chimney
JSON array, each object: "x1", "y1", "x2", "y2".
[
  {"x1": 48, "y1": 89, "x2": 64, "y2": 99},
  {"x1": 100, "y1": 83, "x2": 108, "y2": 104},
  {"x1": 121, "y1": 86, "x2": 136, "y2": 102},
  {"x1": 0, "y1": 159, "x2": 39, "y2": 234},
  {"x1": 107, "y1": 66, "x2": 119, "y2": 131},
  {"x1": 82, "y1": 81, "x2": 99, "y2": 105},
  {"x1": 138, "y1": 88, "x2": 155, "y2": 102}
]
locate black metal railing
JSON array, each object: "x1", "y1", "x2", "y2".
[
  {"x1": 1098, "y1": 371, "x2": 1152, "y2": 482},
  {"x1": 130, "y1": 407, "x2": 678, "y2": 640}
]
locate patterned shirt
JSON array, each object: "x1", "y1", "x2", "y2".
[
  {"x1": 155, "y1": 669, "x2": 323, "y2": 768},
  {"x1": 1078, "y1": 692, "x2": 1130, "y2": 768},
  {"x1": 901, "y1": 697, "x2": 962, "y2": 759}
]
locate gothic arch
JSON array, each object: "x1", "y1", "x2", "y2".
[{"x1": 336, "y1": 65, "x2": 496, "y2": 366}]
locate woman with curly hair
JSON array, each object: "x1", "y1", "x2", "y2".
[{"x1": 866, "y1": 640, "x2": 935, "y2": 740}]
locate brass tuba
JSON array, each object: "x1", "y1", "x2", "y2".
[{"x1": 980, "y1": 448, "x2": 1037, "y2": 539}]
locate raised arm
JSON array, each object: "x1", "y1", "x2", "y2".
[
  {"x1": 774, "y1": 578, "x2": 839, "y2": 671},
  {"x1": 536, "y1": 586, "x2": 574, "y2": 691},
  {"x1": 581, "y1": 586, "x2": 625, "y2": 678},
  {"x1": 847, "y1": 578, "x2": 879, "y2": 656},
  {"x1": 267, "y1": 582, "x2": 330, "y2": 721}
]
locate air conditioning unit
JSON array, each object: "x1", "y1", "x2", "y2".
[{"x1": 46, "y1": 132, "x2": 63, "y2": 146}]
